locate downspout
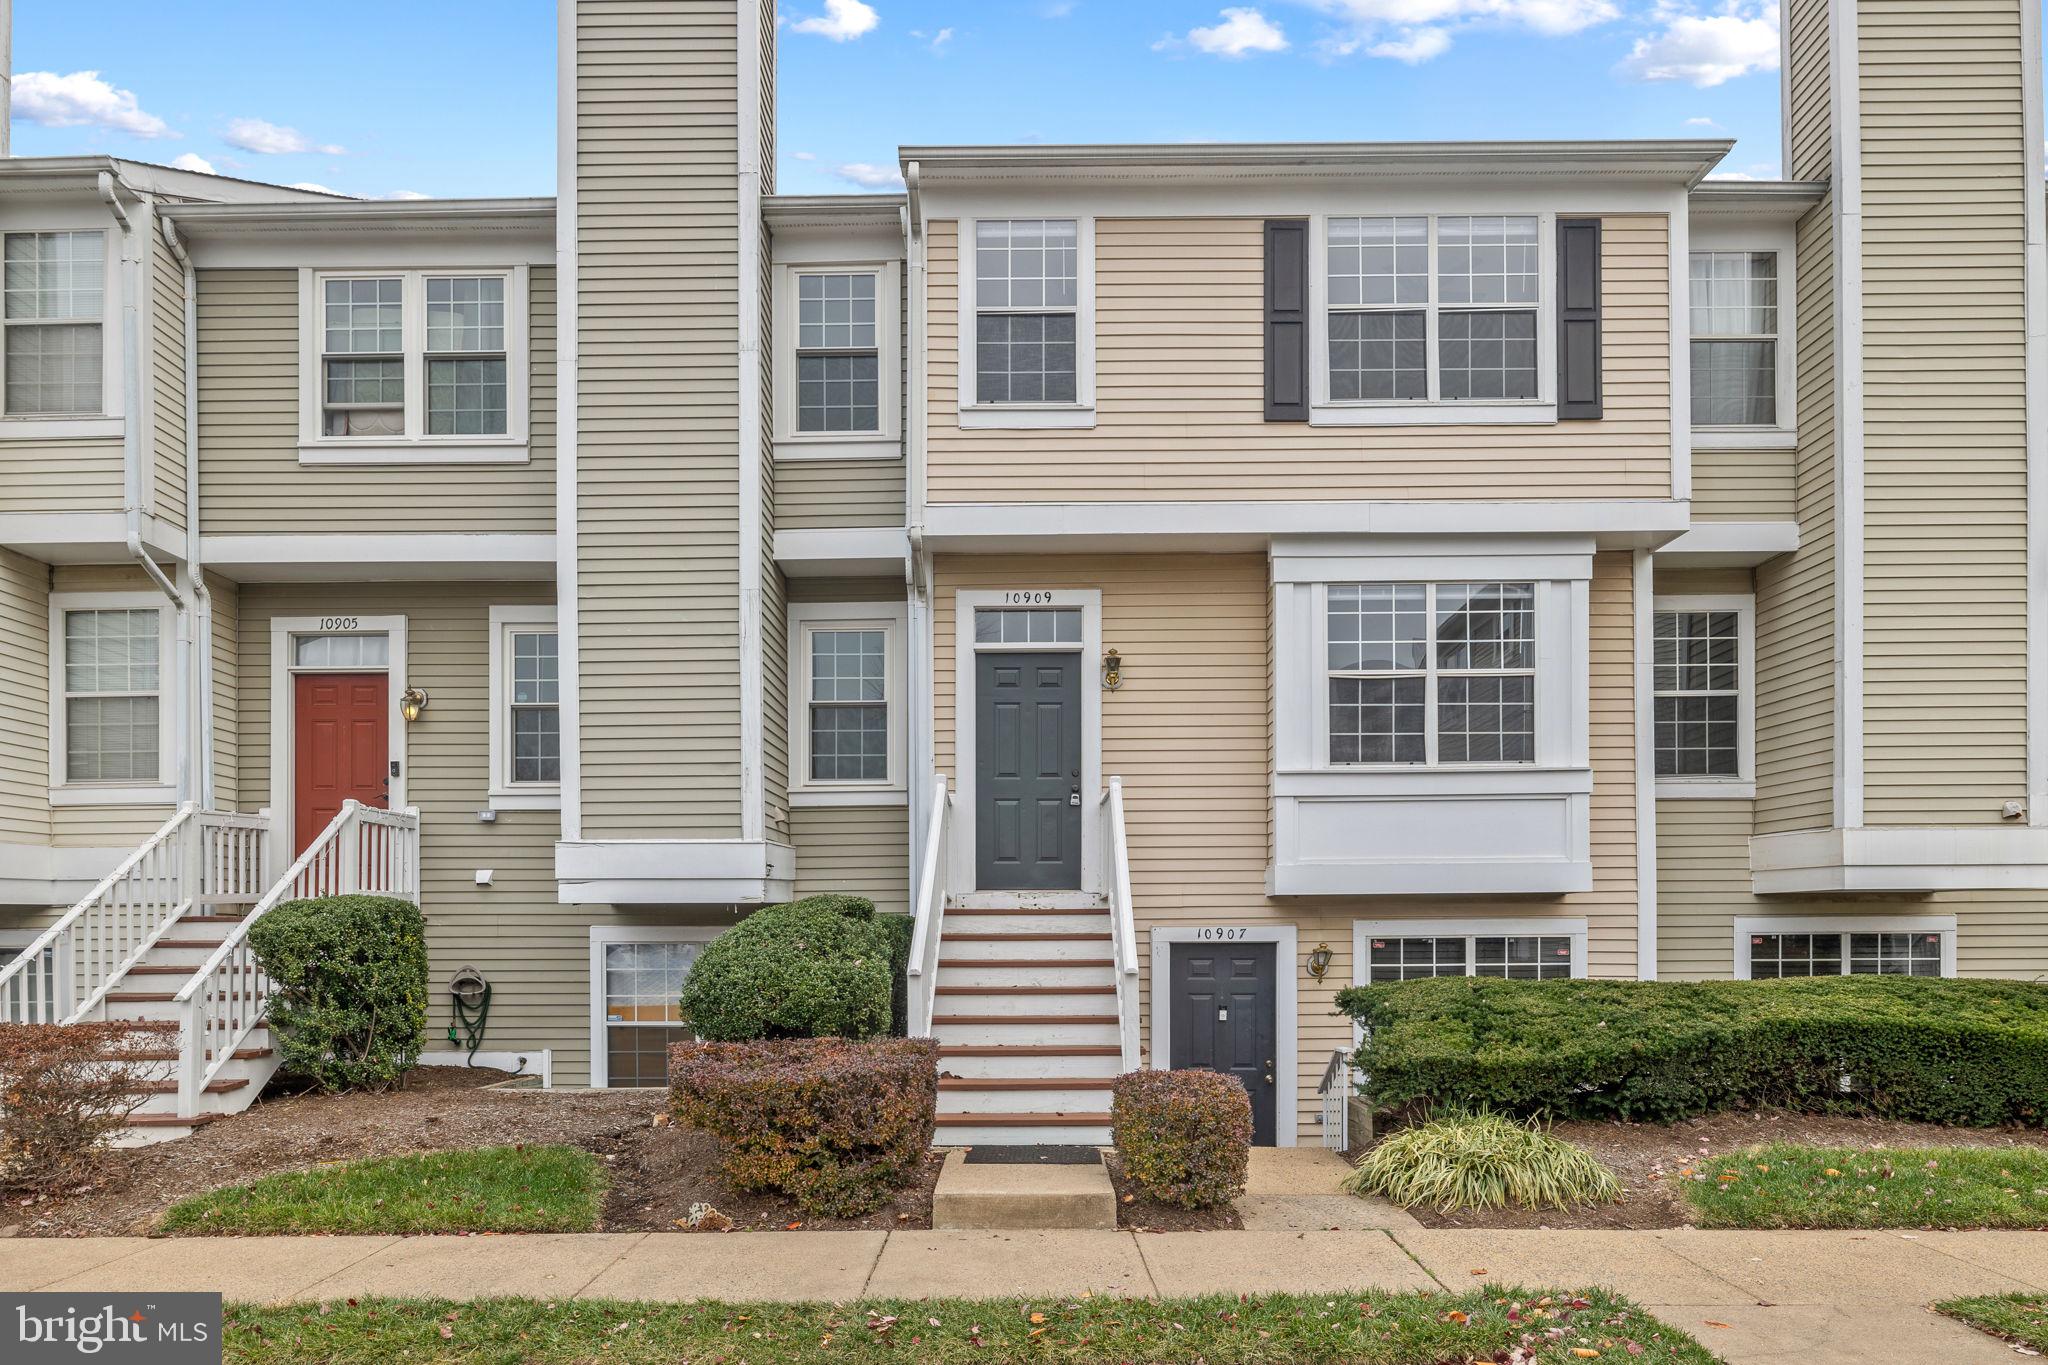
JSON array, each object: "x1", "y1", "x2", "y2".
[
  {"x1": 161, "y1": 212, "x2": 213, "y2": 809},
  {"x1": 735, "y1": 0, "x2": 766, "y2": 847},
  {"x1": 902, "y1": 165, "x2": 935, "y2": 870},
  {"x1": 100, "y1": 170, "x2": 192, "y2": 805}
]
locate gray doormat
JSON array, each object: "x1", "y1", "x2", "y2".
[{"x1": 961, "y1": 1145, "x2": 1102, "y2": 1165}]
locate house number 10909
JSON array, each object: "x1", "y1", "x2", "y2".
[{"x1": 1002, "y1": 592, "x2": 1057, "y2": 605}]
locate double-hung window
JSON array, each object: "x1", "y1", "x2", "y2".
[
  {"x1": 787, "y1": 602, "x2": 906, "y2": 800},
  {"x1": 1326, "y1": 582, "x2": 1536, "y2": 766},
  {"x1": 49, "y1": 595, "x2": 172, "y2": 802},
  {"x1": 1690, "y1": 251, "x2": 1777, "y2": 427},
  {"x1": 1652, "y1": 596, "x2": 1753, "y2": 792},
  {"x1": 1325, "y1": 214, "x2": 1541, "y2": 407},
  {"x1": 3, "y1": 231, "x2": 105, "y2": 416},
  {"x1": 796, "y1": 272, "x2": 879, "y2": 433},
  {"x1": 1358, "y1": 921, "x2": 1586, "y2": 983},
  {"x1": 973, "y1": 219, "x2": 1079, "y2": 405},
  {"x1": 487, "y1": 606, "x2": 560, "y2": 809}
]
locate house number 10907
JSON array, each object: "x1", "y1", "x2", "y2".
[{"x1": 1197, "y1": 927, "x2": 1248, "y2": 941}]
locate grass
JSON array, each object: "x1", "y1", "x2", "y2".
[
  {"x1": 158, "y1": 1145, "x2": 607, "y2": 1235},
  {"x1": 1939, "y1": 1293, "x2": 2048, "y2": 1352},
  {"x1": 221, "y1": 1290, "x2": 1718, "y2": 1364},
  {"x1": 1680, "y1": 1142, "x2": 2048, "y2": 1230},
  {"x1": 1346, "y1": 1110, "x2": 1622, "y2": 1212}
]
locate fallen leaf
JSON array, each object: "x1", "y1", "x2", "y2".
[
  {"x1": 1029, "y1": 1313, "x2": 1046, "y2": 1325},
  {"x1": 1470, "y1": 1268, "x2": 1488, "y2": 1276},
  {"x1": 1703, "y1": 1321, "x2": 1732, "y2": 1330},
  {"x1": 1572, "y1": 1351, "x2": 1601, "y2": 1360}
]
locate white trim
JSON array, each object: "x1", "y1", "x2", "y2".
[
  {"x1": 1352, "y1": 917, "x2": 1590, "y2": 982},
  {"x1": 416, "y1": 1049, "x2": 554, "y2": 1088},
  {"x1": 553, "y1": 838, "x2": 795, "y2": 906},
  {"x1": 266, "y1": 613, "x2": 408, "y2": 872},
  {"x1": 555, "y1": 0, "x2": 582, "y2": 842},
  {"x1": 1749, "y1": 826, "x2": 2048, "y2": 894},
  {"x1": 0, "y1": 416, "x2": 123, "y2": 440},
  {"x1": 199, "y1": 532, "x2": 556, "y2": 580},
  {"x1": 772, "y1": 526, "x2": 913, "y2": 577},
  {"x1": 737, "y1": 0, "x2": 766, "y2": 847},
  {"x1": 1633, "y1": 551, "x2": 1658, "y2": 979},
  {"x1": 1149, "y1": 924, "x2": 1298, "y2": 1148},
  {"x1": 1671, "y1": 198, "x2": 1691, "y2": 500},
  {"x1": 955, "y1": 215, "x2": 1097, "y2": 424},
  {"x1": 1732, "y1": 915, "x2": 1957, "y2": 980},
  {"x1": 1829, "y1": 0, "x2": 1866, "y2": 830},
  {"x1": 295, "y1": 265, "x2": 531, "y2": 458},
  {"x1": 1687, "y1": 218, "x2": 1799, "y2": 450},
  {"x1": 1651, "y1": 591, "x2": 1756, "y2": 800},
  {"x1": 951, "y1": 588, "x2": 1103, "y2": 893},
  {"x1": 587, "y1": 924, "x2": 723, "y2": 1088},
  {"x1": 786, "y1": 600, "x2": 909, "y2": 802},
  {"x1": 0, "y1": 512, "x2": 184, "y2": 563},
  {"x1": 1654, "y1": 520, "x2": 1799, "y2": 568},
  {"x1": 2022, "y1": 0, "x2": 2048, "y2": 826},
  {"x1": 46, "y1": 591, "x2": 177, "y2": 806},
  {"x1": 487, "y1": 604, "x2": 561, "y2": 812},
  {"x1": 772, "y1": 258, "x2": 902, "y2": 454}
]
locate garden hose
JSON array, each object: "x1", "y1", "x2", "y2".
[{"x1": 448, "y1": 981, "x2": 492, "y2": 1065}]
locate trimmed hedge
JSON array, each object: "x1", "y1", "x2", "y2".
[
  {"x1": 678, "y1": 894, "x2": 893, "y2": 1041},
  {"x1": 1110, "y1": 1068, "x2": 1252, "y2": 1209},
  {"x1": 248, "y1": 895, "x2": 428, "y2": 1092},
  {"x1": 669, "y1": 1037, "x2": 937, "y2": 1216},
  {"x1": 1337, "y1": 976, "x2": 2048, "y2": 1126}
]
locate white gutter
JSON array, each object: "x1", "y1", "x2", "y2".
[
  {"x1": 736, "y1": 0, "x2": 765, "y2": 844},
  {"x1": 553, "y1": 0, "x2": 582, "y2": 842},
  {"x1": 903, "y1": 162, "x2": 935, "y2": 866},
  {"x1": 160, "y1": 212, "x2": 213, "y2": 808}
]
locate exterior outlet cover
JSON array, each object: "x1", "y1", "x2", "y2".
[{"x1": 475, "y1": 868, "x2": 494, "y2": 886}]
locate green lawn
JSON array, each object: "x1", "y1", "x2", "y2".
[
  {"x1": 1939, "y1": 1293, "x2": 2048, "y2": 1352},
  {"x1": 1681, "y1": 1142, "x2": 2048, "y2": 1230},
  {"x1": 222, "y1": 1291, "x2": 1715, "y2": 1364},
  {"x1": 160, "y1": 1146, "x2": 607, "y2": 1235}
]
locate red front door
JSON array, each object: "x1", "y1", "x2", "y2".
[{"x1": 294, "y1": 673, "x2": 389, "y2": 856}]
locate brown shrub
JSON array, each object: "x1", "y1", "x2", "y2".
[
  {"x1": 0, "y1": 1023, "x2": 168, "y2": 1194},
  {"x1": 1111, "y1": 1068, "x2": 1252, "y2": 1209},
  {"x1": 669, "y1": 1036, "x2": 937, "y2": 1217}
]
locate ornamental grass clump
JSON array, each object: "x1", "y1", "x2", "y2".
[{"x1": 1346, "y1": 1110, "x2": 1621, "y2": 1213}]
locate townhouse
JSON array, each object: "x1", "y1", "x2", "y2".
[{"x1": 0, "y1": 0, "x2": 2043, "y2": 1147}]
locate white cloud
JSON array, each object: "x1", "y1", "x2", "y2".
[
  {"x1": 1369, "y1": 25, "x2": 1451, "y2": 61},
  {"x1": 1704, "y1": 170, "x2": 1756, "y2": 180},
  {"x1": 1617, "y1": 3, "x2": 1780, "y2": 88},
  {"x1": 1174, "y1": 7, "x2": 1289, "y2": 58},
  {"x1": 833, "y1": 161, "x2": 905, "y2": 190},
  {"x1": 224, "y1": 117, "x2": 345, "y2": 156},
  {"x1": 11, "y1": 71, "x2": 176, "y2": 139},
  {"x1": 169, "y1": 152, "x2": 218, "y2": 175},
  {"x1": 792, "y1": 150, "x2": 818, "y2": 161},
  {"x1": 379, "y1": 190, "x2": 431, "y2": 201},
  {"x1": 1039, "y1": 1, "x2": 1078, "y2": 15},
  {"x1": 1684, "y1": 115, "x2": 1720, "y2": 129},
  {"x1": 792, "y1": 0, "x2": 879, "y2": 41},
  {"x1": 288, "y1": 182, "x2": 344, "y2": 196},
  {"x1": 910, "y1": 25, "x2": 954, "y2": 52},
  {"x1": 1296, "y1": 0, "x2": 1616, "y2": 63}
]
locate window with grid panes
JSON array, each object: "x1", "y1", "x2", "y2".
[
  {"x1": 1327, "y1": 582, "x2": 1535, "y2": 765},
  {"x1": 808, "y1": 628, "x2": 888, "y2": 783},
  {"x1": 1367, "y1": 936, "x2": 1466, "y2": 982},
  {"x1": 322, "y1": 277, "x2": 405, "y2": 436},
  {"x1": 1474, "y1": 936, "x2": 1573, "y2": 979},
  {"x1": 1368, "y1": 933, "x2": 1576, "y2": 982},
  {"x1": 1653, "y1": 609, "x2": 1741, "y2": 777},
  {"x1": 795, "y1": 272, "x2": 880, "y2": 432},
  {"x1": 3, "y1": 231, "x2": 105, "y2": 416},
  {"x1": 1748, "y1": 930, "x2": 1944, "y2": 979},
  {"x1": 1690, "y1": 251, "x2": 1777, "y2": 426},
  {"x1": 974, "y1": 219, "x2": 1078, "y2": 404},
  {"x1": 601, "y1": 941, "x2": 700, "y2": 1087},
  {"x1": 509, "y1": 631, "x2": 559, "y2": 785},
  {"x1": 425, "y1": 276, "x2": 507, "y2": 435},
  {"x1": 62, "y1": 608, "x2": 161, "y2": 784}
]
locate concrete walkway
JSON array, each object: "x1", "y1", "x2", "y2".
[{"x1": 3, "y1": 1226, "x2": 2040, "y2": 1362}]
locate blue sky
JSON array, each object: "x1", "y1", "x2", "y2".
[{"x1": 11, "y1": 2, "x2": 1805, "y2": 200}]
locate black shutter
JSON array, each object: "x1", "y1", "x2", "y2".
[
  {"x1": 1556, "y1": 217, "x2": 1602, "y2": 421},
  {"x1": 1264, "y1": 220, "x2": 1309, "y2": 422}
]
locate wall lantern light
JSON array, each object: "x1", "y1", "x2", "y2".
[
  {"x1": 400, "y1": 687, "x2": 431, "y2": 723},
  {"x1": 1102, "y1": 648, "x2": 1126, "y2": 691},
  {"x1": 1306, "y1": 942, "x2": 1334, "y2": 980}
]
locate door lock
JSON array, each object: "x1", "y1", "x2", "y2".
[
  {"x1": 1068, "y1": 785, "x2": 1081, "y2": 807},
  {"x1": 1264, "y1": 1074, "x2": 1274, "y2": 1084}
]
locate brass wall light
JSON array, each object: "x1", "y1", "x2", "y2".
[
  {"x1": 1102, "y1": 648, "x2": 1126, "y2": 691},
  {"x1": 1306, "y1": 942, "x2": 1333, "y2": 980},
  {"x1": 400, "y1": 686, "x2": 431, "y2": 723}
]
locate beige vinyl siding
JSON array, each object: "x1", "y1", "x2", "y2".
[
  {"x1": 932, "y1": 551, "x2": 1638, "y2": 1140},
  {"x1": 924, "y1": 216, "x2": 1671, "y2": 503},
  {"x1": 1753, "y1": 201, "x2": 1838, "y2": 835},
  {"x1": 1858, "y1": 0, "x2": 2029, "y2": 825},
  {"x1": 791, "y1": 804, "x2": 909, "y2": 917},
  {"x1": 208, "y1": 573, "x2": 240, "y2": 811},
  {"x1": 575, "y1": 0, "x2": 743, "y2": 839},
  {"x1": 149, "y1": 226, "x2": 187, "y2": 533},
  {"x1": 0, "y1": 438, "x2": 123, "y2": 515},
  {"x1": 1786, "y1": 0, "x2": 1833, "y2": 183},
  {"x1": 777, "y1": 459, "x2": 906, "y2": 528},
  {"x1": 1692, "y1": 447, "x2": 1796, "y2": 521},
  {"x1": 0, "y1": 548, "x2": 51, "y2": 844},
  {"x1": 194, "y1": 268, "x2": 555, "y2": 534}
]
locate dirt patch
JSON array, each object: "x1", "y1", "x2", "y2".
[
  {"x1": 5, "y1": 1067, "x2": 941, "y2": 1238},
  {"x1": 1103, "y1": 1152, "x2": 1244, "y2": 1232},
  {"x1": 1376, "y1": 1110, "x2": 2048, "y2": 1230}
]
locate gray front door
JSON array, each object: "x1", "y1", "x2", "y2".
[
  {"x1": 1169, "y1": 942, "x2": 1279, "y2": 1146},
  {"x1": 975, "y1": 651, "x2": 1083, "y2": 889}
]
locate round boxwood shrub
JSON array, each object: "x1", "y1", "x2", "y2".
[
  {"x1": 678, "y1": 894, "x2": 893, "y2": 1041},
  {"x1": 246, "y1": 894, "x2": 428, "y2": 1092}
]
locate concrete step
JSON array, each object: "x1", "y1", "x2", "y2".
[
  {"x1": 931, "y1": 1019, "x2": 1121, "y2": 1048},
  {"x1": 937, "y1": 960, "x2": 1114, "y2": 988},
  {"x1": 929, "y1": 1148, "x2": 1116, "y2": 1230},
  {"x1": 947, "y1": 892, "x2": 1109, "y2": 912}
]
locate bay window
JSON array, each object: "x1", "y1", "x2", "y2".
[
  {"x1": 1690, "y1": 250, "x2": 1777, "y2": 427},
  {"x1": 1327, "y1": 582, "x2": 1536, "y2": 766},
  {"x1": 3, "y1": 231, "x2": 105, "y2": 417},
  {"x1": 1653, "y1": 594, "x2": 1754, "y2": 795}
]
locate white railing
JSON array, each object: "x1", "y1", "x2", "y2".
[
  {"x1": 905, "y1": 773, "x2": 953, "y2": 1036},
  {"x1": 0, "y1": 806, "x2": 273, "y2": 1025},
  {"x1": 175, "y1": 800, "x2": 419, "y2": 1113},
  {"x1": 1101, "y1": 776, "x2": 1142, "y2": 1071}
]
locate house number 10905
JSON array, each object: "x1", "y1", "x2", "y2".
[{"x1": 319, "y1": 617, "x2": 359, "y2": 631}]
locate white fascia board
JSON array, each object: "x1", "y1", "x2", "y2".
[
  {"x1": 1270, "y1": 859, "x2": 1592, "y2": 898},
  {"x1": 200, "y1": 534, "x2": 556, "y2": 582},
  {"x1": 1654, "y1": 520, "x2": 1800, "y2": 568},
  {"x1": 923, "y1": 500, "x2": 1687, "y2": 553},
  {"x1": 0, "y1": 513, "x2": 186, "y2": 564},
  {"x1": 773, "y1": 527, "x2": 911, "y2": 577},
  {"x1": 1750, "y1": 826, "x2": 2048, "y2": 894},
  {"x1": 553, "y1": 839, "x2": 797, "y2": 906}
]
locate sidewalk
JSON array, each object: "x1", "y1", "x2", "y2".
[{"x1": 3, "y1": 1226, "x2": 2040, "y2": 1363}]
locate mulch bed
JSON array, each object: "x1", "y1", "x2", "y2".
[
  {"x1": 3, "y1": 1067, "x2": 942, "y2": 1238},
  {"x1": 1377, "y1": 1109, "x2": 2048, "y2": 1230}
]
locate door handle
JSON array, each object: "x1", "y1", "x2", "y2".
[{"x1": 1264, "y1": 1074, "x2": 1274, "y2": 1084}]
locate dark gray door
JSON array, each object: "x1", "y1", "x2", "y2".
[
  {"x1": 1169, "y1": 941, "x2": 1278, "y2": 1146},
  {"x1": 975, "y1": 651, "x2": 1083, "y2": 890}
]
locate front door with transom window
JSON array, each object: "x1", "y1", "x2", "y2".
[
  {"x1": 293, "y1": 673, "x2": 389, "y2": 855},
  {"x1": 975, "y1": 651, "x2": 1083, "y2": 890}
]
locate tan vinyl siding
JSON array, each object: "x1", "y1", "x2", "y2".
[
  {"x1": 0, "y1": 438, "x2": 123, "y2": 515},
  {"x1": 1786, "y1": 0, "x2": 1833, "y2": 183},
  {"x1": 1692, "y1": 447, "x2": 1796, "y2": 521},
  {"x1": 208, "y1": 573, "x2": 240, "y2": 811},
  {"x1": 0, "y1": 548, "x2": 51, "y2": 844},
  {"x1": 1753, "y1": 201, "x2": 1838, "y2": 835},
  {"x1": 791, "y1": 804, "x2": 908, "y2": 917},
  {"x1": 1858, "y1": 0, "x2": 2029, "y2": 825},
  {"x1": 149, "y1": 226, "x2": 187, "y2": 533},
  {"x1": 924, "y1": 216, "x2": 1671, "y2": 503},
  {"x1": 194, "y1": 268, "x2": 555, "y2": 534},
  {"x1": 932, "y1": 551, "x2": 1638, "y2": 1140},
  {"x1": 777, "y1": 459, "x2": 906, "y2": 528},
  {"x1": 575, "y1": 0, "x2": 743, "y2": 839}
]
